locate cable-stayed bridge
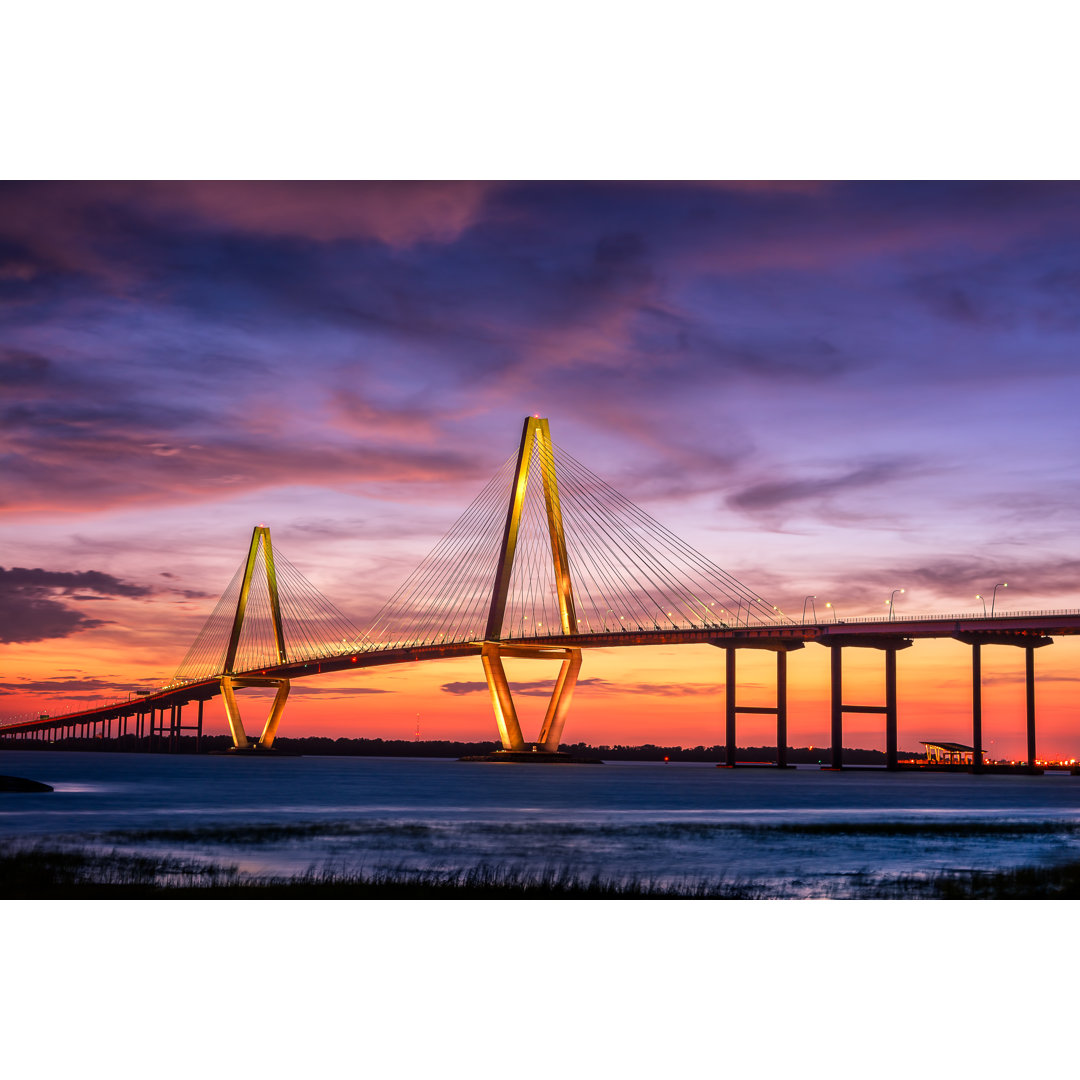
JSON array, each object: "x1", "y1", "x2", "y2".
[{"x1": 4, "y1": 417, "x2": 1079, "y2": 770}]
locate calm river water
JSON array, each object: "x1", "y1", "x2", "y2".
[{"x1": 3, "y1": 750, "x2": 1080, "y2": 896}]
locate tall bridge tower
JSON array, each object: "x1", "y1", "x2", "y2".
[
  {"x1": 481, "y1": 416, "x2": 583, "y2": 755},
  {"x1": 218, "y1": 525, "x2": 291, "y2": 751}
]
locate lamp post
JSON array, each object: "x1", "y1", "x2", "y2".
[
  {"x1": 991, "y1": 582, "x2": 1007, "y2": 615},
  {"x1": 825, "y1": 601, "x2": 837, "y2": 622},
  {"x1": 887, "y1": 588, "x2": 905, "y2": 621},
  {"x1": 802, "y1": 596, "x2": 817, "y2": 623},
  {"x1": 976, "y1": 594, "x2": 987, "y2": 616}
]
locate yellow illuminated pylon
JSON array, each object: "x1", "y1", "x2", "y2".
[
  {"x1": 480, "y1": 418, "x2": 582, "y2": 752},
  {"x1": 220, "y1": 525, "x2": 292, "y2": 750}
]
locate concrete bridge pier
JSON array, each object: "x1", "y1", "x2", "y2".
[
  {"x1": 220, "y1": 676, "x2": 291, "y2": 751},
  {"x1": 480, "y1": 642, "x2": 582, "y2": 754},
  {"x1": 954, "y1": 632, "x2": 1052, "y2": 772},
  {"x1": 711, "y1": 639, "x2": 804, "y2": 766},
  {"x1": 821, "y1": 635, "x2": 913, "y2": 769}
]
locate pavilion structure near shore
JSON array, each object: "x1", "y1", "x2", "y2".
[{"x1": 921, "y1": 741, "x2": 976, "y2": 765}]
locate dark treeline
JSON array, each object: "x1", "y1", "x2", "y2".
[
  {"x1": 0, "y1": 733, "x2": 920, "y2": 763},
  {"x1": 563, "y1": 742, "x2": 923, "y2": 764}
]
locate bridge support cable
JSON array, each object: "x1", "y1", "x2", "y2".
[
  {"x1": 173, "y1": 526, "x2": 372, "y2": 686},
  {"x1": 362, "y1": 417, "x2": 789, "y2": 654},
  {"x1": 167, "y1": 525, "x2": 373, "y2": 748},
  {"x1": 363, "y1": 454, "x2": 519, "y2": 649},
  {"x1": 526, "y1": 435, "x2": 788, "y2": 635}
]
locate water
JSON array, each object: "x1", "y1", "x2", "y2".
[{"x1": 3, "y1": 750, "x2": 1080, "y2": 895}]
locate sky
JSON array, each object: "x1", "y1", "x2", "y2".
[{"x1": 3, "y1": 180, "x2": 1080, "y2": 758}]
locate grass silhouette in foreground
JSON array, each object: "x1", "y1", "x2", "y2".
[{"x1": 3, "y1": 841, "x2": 1080, "y2": 899}]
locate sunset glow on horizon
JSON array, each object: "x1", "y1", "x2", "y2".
[{"x1": 4, "y1": 180, "x2": 1080, "y2": 759}]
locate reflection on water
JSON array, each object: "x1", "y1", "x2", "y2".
[{"x1": 3, "y1": 750, "x2": 1080, "y2": 896}]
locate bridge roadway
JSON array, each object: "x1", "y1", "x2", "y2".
[{"x1": 4, "y1": 610, "x2": 1079, "y2": 769}]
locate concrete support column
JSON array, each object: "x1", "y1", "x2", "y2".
[
  {"x1": 725, "y1": 647, "x2": 737, "y2": 766},
  {"x1": 196, "y1": 699, "x2": 204, "y2": 755},
  {"x1": 1026, "y1": 645, "x2": 1037, "y2": 769},
  {"x1": 885, "y1": 648, "x2": 898, "y2": 770},
  {"x1": 776, "y1": 651, "x2": 788, "y2": 768},
  {"x1": 972, "y1": 643, "x2": 983, "y2": 772},
  {"x1": 830, "y1": 646, "x2": 843, "y2": 769},
  {"x1": 479, "y1": 646, "x2": 525, "y2": 750}
]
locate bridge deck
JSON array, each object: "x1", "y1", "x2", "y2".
[{"x1": 4, "y1": 611, "x2": 1079, "y2": 736}]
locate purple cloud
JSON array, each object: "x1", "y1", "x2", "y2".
[
  {"x1": 0, "y1": 567, "x2": 150, "y2": 643},
  {"x1": 728, "y1": 460, "x2": 913, "y2": 512}
]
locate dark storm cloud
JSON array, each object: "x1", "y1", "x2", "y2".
[
  {"x1": 728, "y1": 460, "x2": 911, "y2": 512},
  {"x1": 0, "y1": 566, "x2": 150, "y2": 643}
]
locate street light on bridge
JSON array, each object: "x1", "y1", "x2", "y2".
[
  {"x1": 802, "y1": 595, "x2": 817, "y2": 623},
  {"x1": 976, "y1": 594, "x2": 987, "y2": 616},
  {"x1": 887, "y1": 588, "x2": 905, "y2": 621},
  {"x1": 991, "y1": 582, "x2": 1007, "y2": 615},
  {"x1": 825, "y1": 601, "x2": 837, "y2": 622}
]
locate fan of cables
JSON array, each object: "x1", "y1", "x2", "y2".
[
  {"x1": 364, "y1": 435, "x2": 787, "y2": 649},
  {"x1": 172, "y1": 543, "x2": 370, "y2": 682}
]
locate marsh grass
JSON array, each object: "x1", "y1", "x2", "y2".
[
  {"x1": 3, "y1": 838, "x2": 1080, "y2": 898},
  {"x1": 0, "y1": 841, "x2": 773, "y2": 898}
]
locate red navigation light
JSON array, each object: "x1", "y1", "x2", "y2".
[{"x1": 351, "y1": 656, "x2": 357, "y2": 662}]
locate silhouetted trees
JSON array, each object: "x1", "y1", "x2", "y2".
[{"x1": 0, "y1": 734, "x2": 921, "y2": 763}]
